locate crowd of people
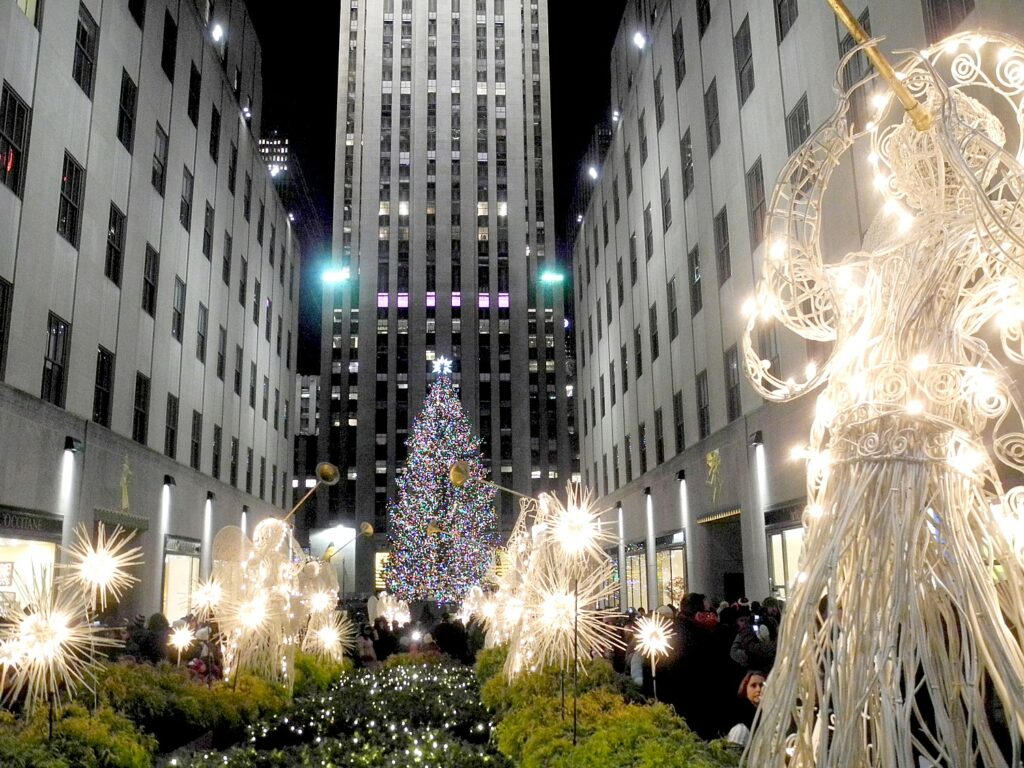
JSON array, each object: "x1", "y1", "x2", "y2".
[{"x1": 615, "y1": 593, "x2": 782, "y2": 745}]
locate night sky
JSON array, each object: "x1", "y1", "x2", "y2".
[{"x1": 248, "y1": 1, "x2": 626, "y2": 373}]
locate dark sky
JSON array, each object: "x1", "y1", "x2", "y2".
[{"x1": 249, "y1": 1, "x2": 626, "y2": 374}]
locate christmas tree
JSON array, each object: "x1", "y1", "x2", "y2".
[{"x1": 381, "y1": 359, "x2": 497, "y2": 603}]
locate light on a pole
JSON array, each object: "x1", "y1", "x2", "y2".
[
  {"x1": 633, "y1": 31, "x2": 646, "y2": 49},
  {"x1": 212, "y1": 24, "x2": 225, "y2": 42},
  {"x1": 323, "y1": 267, "x2": 351, "y2": 285},
  {"x1": 540, "y1": 269, "x2": 565, "y2": 285},
  {"x1": 587, "y1": 166, "x2": 599, "y2": 180}
]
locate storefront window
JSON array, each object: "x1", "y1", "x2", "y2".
[
  {"x1": 601, "y1": 550, "x2": 620, "y2": 610},
  {"x1": 655, "y1": 546, "x2": 687, "y2": 607},
  {"x1": 624, "y1": 546, "x2": 647, "y2": 610},
  {"x1": 0, "y1": 537, "x2": 57, "y2": 615},
  {"x1": 162, "y1": 536, "x2": 201, "y2": 622},
  {"x1": 374, "y1": 552, "x2": 390, "y2": 591},
  {"x1": 768, "y1": 525, "x2": 805, "y2": 599}
]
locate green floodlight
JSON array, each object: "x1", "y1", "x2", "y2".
[
  {"x1": 323, "y1": 266, "x2": 351, "y2": 285},
  {"x1": 539, "y1": 269, "x2": 565, "y2": 285}
]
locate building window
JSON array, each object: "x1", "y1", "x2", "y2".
[
  {"x1": 209, "y1": 106, "x2": 221, "y2": 162},
  {"x1": 638, "y1": 111, "x2": 648, "y2": 164},
  {"x1": 222, "y1": 232, "x2": 232, "y2": 285},
  {"x1": 253, "y1": 279, "x2": 261, "y2": 325},
  {"x1": 680, "y1": 129, "x2": 694, "y2": 198},
  {"x1": 704, "y1": 79, "x2": 720, "y2": 156},
  {"x1": 660, "y1": 171, "x2": 671, "y2": 231},
  {"x1": 746, "y1": 157, "x2": 766, "y2": 249},
  {"x1": 725, "y1": 344, "x2": 743, "y2": 421},
  {"x1": 161, "y1": 10, "x2": 178, "y2": 81},
  {"x1": 697, "y1": 0, "x2": 711, "y2": 38},
  {"x1": 259, "y1": 456, "x2": 266, "y2": 499},
  {"x1": 142, "y1": 244, "x2": 159, "y2": 315},
  {"x1": 212, "y1": 424, "x2": 222, "y2": 479},
  {"x1": 189, "y1": 411, "x2": 202, "y2": 470},
  {"x1": 105, "y1": 203, "x2": 125, "y2": 286},
  {"x1": 714, "y1": 207, "x2": 731, "y2": 285},
  {"x1": 117, "y1": 70, "x2": 137, "y2": 151},
  {"x1": 72, "y1": 4, "x2": 99, "y2": 98},
  {"x1": 230, "y1": 438, "x2": 239, "y2": 487},
  {"x1": 0, "y1": 83, "x2": 31, "y2": 197},
  {"x1": 616, "y1": 258, "x2": 624, "y2": 305},
  {"x1": 609, "y1": 361, "x2": 617, "y2": 406},
  {"x1": 249, "y1": 361, "x2": 257, "y2": 408},
  {"x1": 688, "y1": 244, "x2": 702, "y2": 316},
  {"x1": 758, "y1": 321, "x2": 781, "y2": 379},
  {"x1": 696, "y1": 370, "x2": 710, "y2": 440},
  {"x1": 129, "y1": 0, "x2": 145, "y2": 27},
  {"x1": 643, "y1": 205, "x2": 653, "y2": 261},
  {"x1": 654, "y1": 70, "x2": 665, "y2": 129},
  {"x1": 649, "y1": 303, "x2": 659, "y2": 362},
  {"x1": 672, "y1": 20, "x2": 685, "y2": 85},
  {"x1": 216, "y1": 325, "x2": 226, "y2": 380},
  {"x1": 243, "y1": 173, "x2": 252, "y2": 220},
  {"x1": 202, "y1": 202, "x2": 214, "y2": 258},
  {"x1": 667, "y1": 278, "x2": 679, "y2": 340},
  {"x1": 57, "y1": 152, "x2": 85, "y2": 247},
  {"x1": 171, "y1": 277, "x2": 185, "y2": 341},
  {"x1": 234, "y1": 345, "x2": 243, "y2": 395},
  {"x1": 673, "y1": 390, "x2": 685, "y2": 452},
  {"x1": 132, "y1": 373, "x2": 150, "y2": 443},
  {"x1": 0, "y1": 278, "x2": 11, "y2": 378},
  {"x1": 612, "y1": 177, "x2": 620, "y2": 222},
  {"x1": 40, "y1": 313, "x2": 70, "y2": 407},
  {"x1": 922, "y1": 0, "x2": 974, "y2": 44},
  {"x1": 839, "y1": 10, "x2": 871, "y2": 131},
  {"x1": 186, "y1": 64, "x2": 201, "y2": 125},
  {"x1": 638, "y1": 422, "x2": 648, "y2": 474},
  {"x1": 246, "y1": 448, "x2": 253, "y2": 493},
  {"x1": 165, "y1": 394, "x2": 178, "y2": 458},
  {"x1": 238, "y1": 257, "x2": 247, "y2": 306},
  {"x1": 152, "y1": 123, "x2": 168, "y2": 194},
  {"x1": 599, "y1": 375, "x2": 606, "y2": 417},
  {"x1": 624, "y1": 435, "x2": 633, "y2": 483},
  {"x1": 621, "y1": 344, "x2": 629, "y2": 394},
  {"x1": 257, "y1": 200, "x2": 265, "y2": 244},
  {"x1": 634, "y1": 326, "x2": 643, "y2": 379},
  {"x1": 654, "y1": 408, "x2": 665, "y2": 464},
  {"x1": 196, "y1": 302, "x2": 208, "y2": 362},
  {"x1": 92, "y1": 347, "x2": 114, "y2": 427},
  {"x1": 775, "y1": 0, "x2": 799, "y2": 42},
  {"x1": 734, "y1": 15, "x2": 754, "y2": 105},
  {"x1": 786, "y1": 93, "x2": 811, "y2": 154},
  {"x1": 180, "y1": 166, "x2": 193, "y2": 230},
  {"x1": 228, "y1": 142, "x2": 237, "y2": 193},
  {"x1": 624, "y1": 145, "x2": 633, "y2": 196}
]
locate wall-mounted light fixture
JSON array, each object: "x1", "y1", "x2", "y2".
[
  {"x1": 748, "y1": 430, "x2": 764, "y2": 447},
  {"x1": 163, "y1": 474, "x2": 176, "y2": 486},
  {"x1": 64, "y1": 436, "x2": 83, "y2": 453}
]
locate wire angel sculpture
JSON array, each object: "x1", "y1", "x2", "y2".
[{"x1": 742, "y1": 32, "x2": 1024, "y2": 767}]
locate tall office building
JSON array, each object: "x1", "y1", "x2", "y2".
[
  {"x1": 572, "y1": 0, "x2": 1020, "y2": 609},
  {"x1": 324, "y1": 0, "x2": 573, "y2": 593},
  {"x1": 0, "y1": 0, "x2": 298, "y2": 620}
]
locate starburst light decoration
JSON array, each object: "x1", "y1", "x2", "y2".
[
  {"x1": 302, "y1": 611, "x2": 356, "y2": 663},
  {"x1": 0, "y1": 567, "x2": 119, "y2": 711},
  {"x1": 169, "y1": 625, "x2": 195, "y2": 665},
  {"x1": 60, "y1": 522, "x2": 143, "y2": 612},
  {"x1": 375, "y1": 591, "x2": 411, "y2": 628},
  {"x1": 742, "y1": 29, "x2": 1024, "y2": 767}
]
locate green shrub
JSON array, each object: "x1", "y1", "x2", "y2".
[
  {"x1": 0, "y1": 704, "x2": 157, "y2": 768},
  {"x1": 473, "y1": 644, "x2": 508, "y2": 685},
  {"x1": 292, "y1": 651, "x2": 353, "y2": 697},
  {"x1": 381, "y1": 650, "x2": 446, "y2": 667},
  {"x1": 480, "y1": 656, "x2": 619, "y2": 715}
]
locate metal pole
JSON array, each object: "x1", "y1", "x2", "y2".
[{"x1": 573, "y1": 578, "x2": 579, "y2": 746}]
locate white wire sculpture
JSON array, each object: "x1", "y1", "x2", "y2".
[{"x1": 742, "y1": 32, "x2": 1024, "y2": 767}]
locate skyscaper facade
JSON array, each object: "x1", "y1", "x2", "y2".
[{"x1": 324, "y1": 0, "x2": 573, "y2": 593}]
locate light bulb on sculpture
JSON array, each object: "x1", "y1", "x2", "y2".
[
  {"x1": 169, "y1": 626, "x2": 195, "y2": 666},
  {"x1": 634, "y1": 612, "x2": 674, "y2": 699},
  {"x1": 61, "y1": 523, "x2": 143, "y2": 612}
]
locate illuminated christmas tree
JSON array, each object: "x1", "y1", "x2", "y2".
[{"x1": 381, "y1": 359, "x2": 497, "y2": 603}]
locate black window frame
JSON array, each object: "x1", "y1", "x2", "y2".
[
  {"x1": 209, "y1": 106, "x2": 221, "y2": 162},
  {"x1": 688, "y1": 244, "x2": 702, "y2": 316},
  {"x1": 696, "y1": 369, "x2": 710, "y2": 440},
  {"x1": 92, "y1": 346, "x2": 114, "y2": 427},
  {"x1": 0, "y1": 82, "x2": 31, "y2": 197},
  {"x1": 668, "y1": 277, "x2": 679, "y2": 340},
  {"x1": 216, "y1": 325, "x2": 227, "y2": 380},
  {"x1": 57, "y1": 151, "x2": 85, "y2": 247},
  {"x1": 746, "y1": 156, "x2": 766, "y2": 249},
  {"x1": 734, "y1": 15, "x2": 755, "y2": 106},
  {"x1": 41, "y1": 312, "x2": 71, "y2": 407},
  {"x1": 152, "y1": 123, "x2": 168, "y2": 194},
  {"x1": 105, "y1": 202, "x2": 126, "y2": 286},
  {"x1": 697, "y1": 0, "x2": 711, "y2": 39},
  {"x1": 161, "y1": 10, "x2": 178, "y2": 82},
  {"x1": 117, "y1": 69, "x2": 138, "y2": 152},
  {"x1": 180, "y1": 166, "x2": 193, "y2": 230},
  {"x1": 171, "y1": 276, "x2": 186, "y2": 341},
  {"x1": 142, "y1": 244, "x2": 159, "y2": 316},
  {"x1": 704, "y1": 79, "x2": 720, "y2": 156},
  {"x1": 774, "y1": 0, "x2": 799, "y2": 43},
  {"x1": 785, "y1": 93, "x2": 811, "y2": 154},
  {"x1": 164, "y1": 393, "x2": 179, "y2": 459},
  {"x1": 196, "y1": 302, "x2": 208, "y2": 362},
  {"x1": 72, "y1": 3, "x2": 99, "y2": 98},
  {"x1": 714, "y1": 206, "x2": 731, "y2": 285},
  {"x1": 725, "y1": 344, "x2": 742, "y2": 421},
  {"x1": 672, "y1": 20, "x2": 686, "y2": 85},
  {"x1": 660, "y1": 170, "x2": 671, "y2": 231},
  {"x1": 132, "y1": 373, "x2": 150, "y2": 444},
  {"x1": 680, "y1": 129, "x2": 694, "y2": 198},
  {"x1": 0, "y1": 278, "x2": 11, "y2": 378},
  {"x1": 190, "y1": 410, "x2": 202, "y2": 470}
]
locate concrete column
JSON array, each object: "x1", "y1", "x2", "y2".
[
  {"x1": 202, "y1": 494, "x2": 214, "y2": 578},
  {"x1": 150, "y1": 477, "x2": 174, "y2": 614}
]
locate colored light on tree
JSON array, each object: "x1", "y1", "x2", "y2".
[{"x1": 381, "y1": 373, "x2": 497, "y2": 603}]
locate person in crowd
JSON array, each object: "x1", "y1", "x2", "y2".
[
  {"x1": 695, "y1": 596, "x2": 719, "y2": 630},
  {"x1": 372, "y1": 616, "x2": 399, "y2": 662},
  {"x1": 726, "y1": 670, "x2": 767, "y2": 747},
  {"x1": 730, "y1": 611, "x2": 777, "y2": 672},
  {"x1": 356, "y1": 624, "x2": 378, "y2": 667},
  {"x1": 432, "y1": 612, "x2": 469, "y2": 662},
  {"x1": 666, "y1": 594, "x2": 719, "y2": 739}
]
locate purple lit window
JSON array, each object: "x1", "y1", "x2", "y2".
[
  {"x1": 479, "y1": 293, "x2": 491, "y2": 308},
  {"x1": 498, "y1": 293, "x2": 510, "y2": 308},
  {"x1": 377, "y1": 293, "x2": 389, "y2": 308},
  {"x1": 397, "y1": 293, "x2": 409, "y2": 308},
  {"x1": 426, "y1": 292, "x2": 436, "y2": 307},
  {"x1": 452, "y1": 292, "x2": 461, "y2": 307}
]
